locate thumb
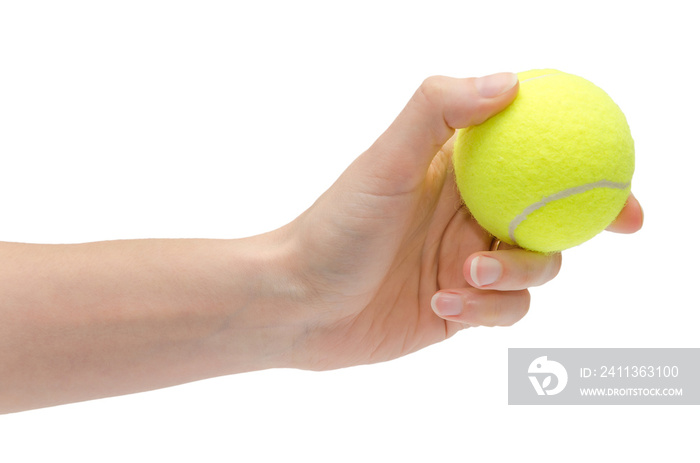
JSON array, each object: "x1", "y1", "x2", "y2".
[{"x1": 363, "y1": 73, "x2": 519, "y2": 192}]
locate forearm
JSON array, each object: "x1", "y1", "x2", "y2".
[{"x1": 0, "y1": 236, "x2": 301, "y2": 413}]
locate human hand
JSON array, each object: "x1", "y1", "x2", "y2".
[
  {"x1": 276, "y1": 73, "x2": 643, "y2": 371},
  {"x1": 0, "y1": 73, "x2": 643, "y2": 412}
]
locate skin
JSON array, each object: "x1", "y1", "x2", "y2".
[{"x1": 0, "y1": 73, "x2": 643, "y2": 413}]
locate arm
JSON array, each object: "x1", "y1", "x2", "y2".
[
  {"x1": 0, "y1": 73, "x2": 643, "y2": 414},
  {"x1": 0, "y1": 237, "x2": 300, "y2": 413}
]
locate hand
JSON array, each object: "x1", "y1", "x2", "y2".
[
  {"x1": 277, "y1": 73, "x2": 643, "y2": 370},
  {"x1": 0, "y1": 73, "x2": 643, "y2": 412}
]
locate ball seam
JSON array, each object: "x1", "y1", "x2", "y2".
[{"x1": 508, "y1": 180, "x2": 631, "y2": 246}]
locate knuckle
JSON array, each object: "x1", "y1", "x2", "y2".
[
  {"x1": 462, "y1": 288, "x2": 530, "y2": 327},
  {"x1": 465, "y1": 294, "x2": 501, "y2": 327},
  {"x1": 500, "y1": 291, "x2": 530, "y2": 326},
  {"x1": 416, "y1": 75, "x2": 447, "y2": 108},
  {"x1": 506, "y1": 251, "x2": 562, "y2": 288},
  {"x1": 485, "y1": 290, "x2": 530, "y2": 327},
  {"x1": 551, "y1": 253, "x2": 563, "y2": 278}
]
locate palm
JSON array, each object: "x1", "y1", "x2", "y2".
[{"x1": 291, "y1": 139, "x2": 487, "y2": 369}]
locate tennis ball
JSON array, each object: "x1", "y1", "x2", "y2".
[{"x1": 453, "y1": 69, "x2": 634, "y2": 253}]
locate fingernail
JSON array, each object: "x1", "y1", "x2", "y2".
[
  {"x1": 431, "y1": 292, "x2": 463, "y2": 317},
  {"x1": 470, "y1": 256, "x2": 502, "y2": 287},
  {"x1": 474, "y1": 72, "x2": 518, "y2": 98}
]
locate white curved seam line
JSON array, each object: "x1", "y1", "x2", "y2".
[{"x1": 508, "y1": 180, "x2": 631, "y2": 245}]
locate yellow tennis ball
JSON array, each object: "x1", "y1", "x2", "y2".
[{"x1": 453, "y1": 69, "x2": 635, "y2": 253}]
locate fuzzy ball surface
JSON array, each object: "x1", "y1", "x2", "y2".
[{"x1": 453, "y1": 69, "x2": 635, "y2": 253}]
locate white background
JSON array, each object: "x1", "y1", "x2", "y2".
[{"x1": 0, "y1": 1, "x2": 697, "y2": 461}]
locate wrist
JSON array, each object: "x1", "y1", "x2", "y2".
[{"x1": 212, "y1": 229, "x2": 311, "y2": 373}]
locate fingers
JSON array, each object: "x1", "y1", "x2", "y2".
[
  {"x1": 464, "y1": 249, "x2": 562, "y2": 290},
  {"x1": 359, "y1": 73, "x2": 519, "y2": 193},
  {"x1": 430, "y1": 249, "x2": 561, "y2": 327},
  {"x1": 430, "y1": 190, "x2": 640, "y2": 327},
  {"x1": 430, "y1": 287, "x2": 530, "y2": 327},
  {"x1": 606, "y1": 193, "x2": 643, "y2": 234}
]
